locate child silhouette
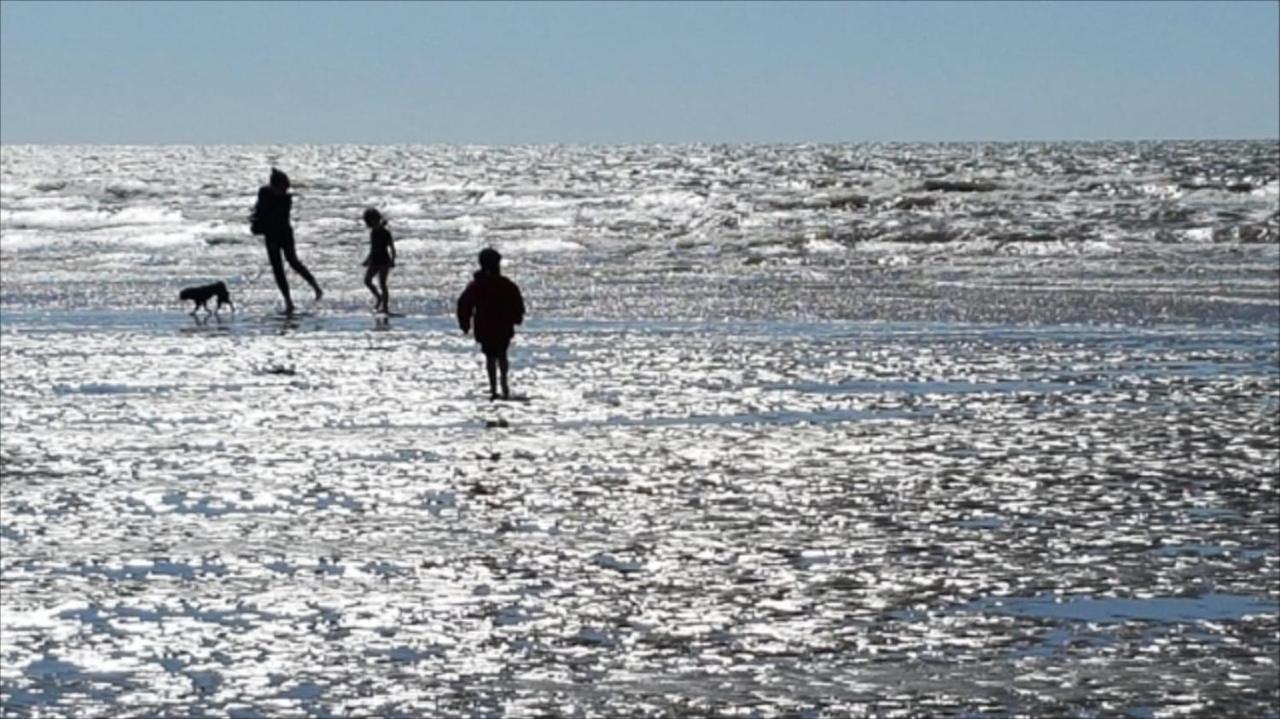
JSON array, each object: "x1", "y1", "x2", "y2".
[
  {"x1": 361, "y1": 208, "x2": 396, "y2": 313},
  {"x1": 456, "y1": 248, "x2": 525, "y2": 400}
]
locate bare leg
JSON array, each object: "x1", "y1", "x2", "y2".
[
  {"x1": 266, "y1": 239, "x2": 294, "y2": 313},
  {"x1": 378, "y1": 268, "x2": 390, "y2": 313},
  {"x1": 498, "y1": 353, "x2": 510, "y2": 399},
  {"x1": 486, "y1": 355, "x2": 498, "y2": 400},
  {"x1": 364, "y1": 266, "x2": 382, "y2": 311},
  {"x1": 281, "y1": 235, "x2": 323, "y2": 301}
]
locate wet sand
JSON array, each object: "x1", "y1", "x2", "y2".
[{"x1": 2, "y1": 303, "x2": 1276, "y2": 717}]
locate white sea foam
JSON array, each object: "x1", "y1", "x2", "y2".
[
  {"x1": 804, "y1": 238, "x2": 847, "y2": 254},
  {"x1": 0, "y1": 230, "x2": 43, "y2": 252},
  {"x1": 1182, "y1": 227, "x2": 1216, "y2": 242},
  {"x1": 438, "y1": 214, "x2": 487, "y2": 236},
  {"x1": 1, "y1": 206, "x2": 184, "y2": 231},
  {"x1": 380, "y1": 200, "x2": 427, "y2": 218},
  {"x1": 503, "y1": 237, "x2": 585, "y2": 253},
  {"x1": 116, "y1": 230, "x2": 207, "y2": 249}
]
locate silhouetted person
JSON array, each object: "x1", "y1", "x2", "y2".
[
  {"x1": 457, "y1": 248, "x2": 525, "y2": 400},
  {"x1": 361, "y1": 208, "x2": 396, "y2": 313},
  {"x1": 253, "y1": 168, "x2": 322, "y2": 315}
]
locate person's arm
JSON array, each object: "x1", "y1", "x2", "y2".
[
  {"x1": 456, "y1": 284, "x2": 474, "y2": 333},
  {"x1": 512, "y1": 282, "x2": 525, "y2": 326},
  {"x1": 387, "y1": 231, "x2": 396, "y2": 265},
  {"x1": 254, "y1": 187, "x2": 269, "y2": 216}
]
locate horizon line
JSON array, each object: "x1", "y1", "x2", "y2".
[{"x1": 3, "y1": 137, "x2": 1278, "y2": 149}]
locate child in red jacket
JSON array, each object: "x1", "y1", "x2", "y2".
[{"x1": 457, "y1": 248, "x2": 525, "y2": 400}]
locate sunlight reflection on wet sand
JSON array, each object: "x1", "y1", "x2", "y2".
[{"x1": 1, "y1": 311, "x2": 1276, "y2": 716}]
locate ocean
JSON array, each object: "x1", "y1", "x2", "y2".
[{"x1": 1, "y1": 142, "x2": 1278, "y2": 716}]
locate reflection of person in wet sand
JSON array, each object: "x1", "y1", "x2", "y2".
[
  {"x1": 361, "y1": 208, "x2": 396, "y2": 314},
  {"x1": 457, "y1": 248, "x2": 525, "y2": 400},
  {"x1": 252, "y1": 168, "x2": 323, "y2": 315}
]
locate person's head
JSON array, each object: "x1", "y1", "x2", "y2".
[
  {"x1": 478, "y1": 247, "x2": 502, "y2": 274},
  {"x1": 363, "y1": 207, "x2": 383, "y2": 228},
  {"x1": 269, "y1": 168, "x2": 290, "y2": 193}
]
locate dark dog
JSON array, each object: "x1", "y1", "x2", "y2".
[{"x1": 179, "y1": 281, "x2": 233, "y2": 314}]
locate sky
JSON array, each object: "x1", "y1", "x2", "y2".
[{"x1": 1, "y1": 0, "x2": 1277, "y2": 144}]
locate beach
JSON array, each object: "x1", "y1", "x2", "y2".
[{"x1": 1, "y1": 142, "x2": 1277, "y2": 716}]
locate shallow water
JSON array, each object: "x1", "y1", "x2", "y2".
[
  {"x1": 2, "y1": 141, "x2": 1278, "y2": 324},
  {"x1": 2, "y1": 311, "x2": 1276, "y2": 717},
  {"x1": 2, "y1": 143, "x2": 1278, "y2": 716}
]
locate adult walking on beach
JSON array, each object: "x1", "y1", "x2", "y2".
[{"x1": 251, "y1": 168, "x2": 323, "y2": 315}]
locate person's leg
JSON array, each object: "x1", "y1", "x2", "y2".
[
  {"x1": 364, "y1": 266, "x2": 381, "y2": 310},
  {"x1": 266, "y1": 238, "x2": 293, "y2": 313},
  {"x1": 485, "y1": 353, "x2": 499, "y2": 399},
  {"x1": 280, "y1": 233, "x2": 323, "y2": 301},
  {"x1": 378, "y1": 268, "x2": 390, "y2": 313},
  {"x1": 498, "y1": 351, "x2": 510, "y2": 399}
]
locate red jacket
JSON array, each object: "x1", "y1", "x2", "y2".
[{"x1": 457, "y1": 271, "x2": 525, "y2": 345}]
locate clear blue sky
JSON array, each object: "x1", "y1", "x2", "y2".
[{"x1": 1, "y1": 0, "x2": 1277, "y2": 144}]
